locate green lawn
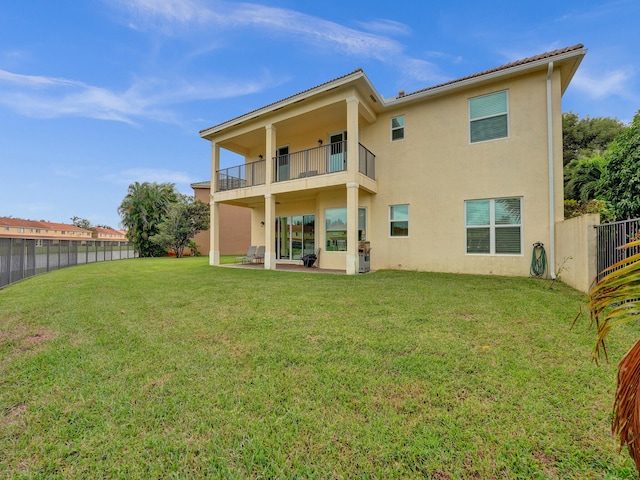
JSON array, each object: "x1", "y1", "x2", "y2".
[{"x1": 0, "y1": 257, "x2": 637, "y2": 478}]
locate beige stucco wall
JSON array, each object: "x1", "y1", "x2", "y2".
[
  {"x1": 193, "y1": 187, "x2": 251, "y2": 256},
  {"x1": 555, "y1": 213, "x2": 599, "y2": 292},
  {"x1": 207, "y1": 65, "x2": 569, "y2": 276},
  {"x1": 357, "y1": 69, "x2": 563, "y2": 276}
]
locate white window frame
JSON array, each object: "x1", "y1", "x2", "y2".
[
  {"x1": 325, "y1": 207, "x2": 347, "y2": 252},
  {"x1": 391, "y1": 115, "x2": 405, "y2": 141},
  {"x1": 469, "y1": 90, "x2": 509, "y2": 143},
  {"x1": 389, "y1": 204, "x2": 409, "y2": 238},
  {"x1": 465, "y1": 197, "x2": 522, "y2": 255},
  {"x1": 358, "y1": 207, "x2": 367, "y2": 241}
]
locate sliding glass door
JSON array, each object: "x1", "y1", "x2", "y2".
[{"x1": 275, "y1": 215, "x2": 315, "y2": 260}]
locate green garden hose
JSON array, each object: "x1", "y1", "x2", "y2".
[{"x1": 530, "y1": 241, "x2": 547, "y2": 277}]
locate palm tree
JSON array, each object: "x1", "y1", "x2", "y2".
[
  {"x1": 564, "y1": 153, "x2": 606, "y2": 203},
  {"x1": 117, "y1": 182, "x2": 177, "y2": 257},
  {"x1": 584, "y1": 234, "x2": 640, "y2": 472}
]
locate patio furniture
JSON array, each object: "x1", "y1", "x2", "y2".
[
  {"x1": 235, "y1": 245, "x2": 257, "y2": 264},
  {"x1": 252, "y1": 245, "x2": 265, "y2": 263}
]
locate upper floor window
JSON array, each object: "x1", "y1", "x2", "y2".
[
  {"x1": 18, "y1": 227, "x2": 25, "y2": 233},
  {"x1": 389, "y1": 204, "x2": 409, "y2": 237},
  {"x1": 465, "y1": 197, "x2": 522, "y2": 255},
  {"x1": 391, "y1": 115, "x2": 405, "y2": 141},
  {"x1": 469, "y1": 91, "x2": 508, "y2": 143}
]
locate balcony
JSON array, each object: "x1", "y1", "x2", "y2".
[
  {"x1": 217, "y1": 159, "x2": 266, "y2": 192},
  {"x1": 216, "y1": 142, "x2": 375, "y2": 192}
]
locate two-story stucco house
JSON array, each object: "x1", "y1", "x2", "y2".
[{"x1": 200, "y1": 44, "x2": 586, "y2": 276}]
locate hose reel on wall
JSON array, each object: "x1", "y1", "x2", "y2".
[{"x1": 530, "y1": 241, "x2": 547, "y2": 278}]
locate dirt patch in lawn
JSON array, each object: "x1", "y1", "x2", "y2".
[{"x1": 0, "y1": 322, "x2": 56, "y2": 367}]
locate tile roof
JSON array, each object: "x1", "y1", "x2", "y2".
[
  {"x1": 199, "y1": 69, "x2": 364, "y2": 136},
  {"x1": 0, "y1": 217, "x2": 91, "y2": 233},
  {"x1": 402, "y1": 44, "x2": 585, "y2": 98},
  {"x1": 199, "y1": 44, "x2": 584, "y2": 136}
]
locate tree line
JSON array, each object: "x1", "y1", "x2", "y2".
[
  {"x1": 117, "y1": 182, "x2": 210, "y2": 258},
  {"x1": 563, "y1": 110, "x2": 639, "y2": 221}
]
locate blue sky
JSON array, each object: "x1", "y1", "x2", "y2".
[{"x1": 1, "y1": 0, "x2": 638, "y2": 229}]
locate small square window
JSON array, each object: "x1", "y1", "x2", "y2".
[{"x1": 391, "y1": 115, "x2": 405, "y2": 141}]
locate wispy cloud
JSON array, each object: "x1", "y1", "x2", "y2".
[
  {"x1": 113, "y1": 0, "x2": 204, "y2": 29},
  {"x1": 113, "y1": 0, "x2": 443, "y2": 82},
  {"x1": 356, "y1": 19, "x2": 411, "y2": 36},
  {"x1": 572, "y1": 68, "x2": 635, "y2": 100},
  {"x1": 0, "y1": 68, "x2": 277, "y2": 124},
  {"x1": 0, "y1": 1, "x2": 449, "y2": 124}
]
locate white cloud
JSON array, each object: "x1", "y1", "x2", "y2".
[
  {"x1": 0, "y1": 69, "x2": 84, "y2": 88},
  {"x1": 113, "y1": 0, "x2": 436, "y2": 78},
  {"x1": 113, "y1": 0, "x2": 204, "y2": 29},
  {"x1": 0, "y1": 68, "x2": 278, "y2": 124},
  {"x1": 424, "y1": 51, "x2": 463, "y2": 65},
  {"x1": 356, "y1": 19, "x2": 411, "y2": 36},
  {"x1": 399, "y1": 58, "x2": 448, "y2": 85},
  {"x1": 572, "y1": 68, "x2": 634, "y2": 100}
]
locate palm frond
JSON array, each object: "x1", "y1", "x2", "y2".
[
  {"x1": 613, "y1": 338, "x2": 640, "y2": 471},
  {"x1": 585, "y1": 234, "x2": 640, "y2": 470}
]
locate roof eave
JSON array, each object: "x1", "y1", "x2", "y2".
[
  {"x1": 199, "y1": 70, "x2": 383, "y2": 139},
  {"x1": 385, "y1": 47, "x2": 587, "y2": 106}
]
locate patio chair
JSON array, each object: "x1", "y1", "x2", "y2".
[
  {"x1": 235, "y1": 245, "x2": 257, "y2": 264},
  {"x1": 252, "y1": 245, "x2": 265, "y2": 263}
]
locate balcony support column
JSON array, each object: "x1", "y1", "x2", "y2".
[
  {"x1": 211, "y1": 142, "x2": 220, "y2": 192},
  {"x1": 265, "y1": 124, "x2": 276, "y2": 185},
  {"x1": 209, "y1": 201, "x2": 220, "y2": 266},
  {"x1": 346, "y1": 96, "x2": 359, "y2": 178},
  {"x1": 209, "y1": 142, "x2": 221, "y2": 266},
  {"x1": 346, "y1": 182, "x2": 359, "y2": 275},
  {"x1": 264, "y1": 194, "x2": 276, "y2": 270}
]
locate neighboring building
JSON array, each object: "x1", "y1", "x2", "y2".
[
  {"x1": 0, "y1": 217, "x2": 93, "y2": 240},
  {"x1": 200, "y1": 44, "x2": 586, "y2": 276},
  {"x1": 91, "y1": 227, "x2": 128, "y2": 241},
  {"x1": 191, "y1": 181, "x2": 251, "y2": 255}
]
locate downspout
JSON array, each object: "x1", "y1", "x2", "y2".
[{"x1": 546, "y1": 62, "x2": 557, "y2": 280}]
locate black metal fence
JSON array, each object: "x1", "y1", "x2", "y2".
[
  {"x1": 595, "y1": 218, "x2": 640, "y2": 282},
  {"x1": 0, "y1": 237, "x2": 137, "y2": 289}
]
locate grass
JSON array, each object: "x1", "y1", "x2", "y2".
[{"x1": 0, "y1": 257, "x2": 638, "y2": 478}]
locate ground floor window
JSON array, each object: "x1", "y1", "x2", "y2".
[
  {"x1": 325, "y1": 207, "x2": 367, "y2": 251},
  {"x1": 465, "y1": 197, "x2": 522, "y2": 254},
  {"x1": 325, "y1": 208, "x2": 347, "y2": 251},
  {"x1": 389, "y1": 204, "x2": 409, "y2": 237},
  {"x1": 275, "y1": 214, "x2": 314, "y2": 260},
  {"x1": 358, "y1": 207, "x2": 367, "y2": 241}
]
